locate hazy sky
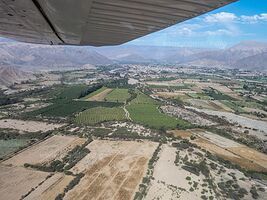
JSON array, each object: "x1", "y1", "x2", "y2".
[{"x1": 128, "y1": 0, "x2": 267, "y2": 48}]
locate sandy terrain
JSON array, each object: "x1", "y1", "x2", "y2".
[
  {"x1": 145, "y1": 141, "x2": 267, "y2": 200},
  {"x1": 3, "y1": 135, "x2": 86, "y2": 167},
  {"x1": 190, "y1": 108, "x2": 267, "y2": 133},
  {"x1": 186, "y1": 99, "x2": 227, "y2": 111},
  {"x1": 0, "y1": 119, "x2": 64, "y2": 133},
  {"x1": 0, "y1": 165, "x2": 51, "y2": 200},
  {"x1": 64, "y1": 140, "x2": 158, "y2": 200},
  {"x1": 145, "y1": 145, "x2": 211, "y2": 200},
  {"x1": 87, "y1": 88, "x2": 113, "y2": 101},
  {"x1": 146, "y1": 80, "x2": 183, "y2": 86},
  {"x1": 156, "y1": 92, "x2": 189, "y2": 99},
  {"x1": 161, "y1": 105, "x2": 216, "y2": 126},
  {"x1": 171, "y1": 129, "x2": 267, "y2": 172}
]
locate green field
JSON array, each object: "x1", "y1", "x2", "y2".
[
  {"x1": 127, "y1": 92, "x2": 192, "y2": 130},
  {"x1": 105, "y1": 88, "x2": 130, "y2": 103},
  {"x1": 0, "y1": 139, "x2": 29, "y2": 159},
  {"x1": 26, "y1": 100, "x2": 122, "y2": 117},
  {"x1": 75, "y1": 107, "x2": 127, "y2": 125},
  {"x1": 82, "y1": 86, "x2": 108, "y2": 100},
  {"x1": 131, "y1": 91, "x2": 158, "y2": 105}
]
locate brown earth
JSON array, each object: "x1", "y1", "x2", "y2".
[
  {"x1": 0, "y1": 165, "x2": 51, "y2": 200},
  {"x1": 87, "y1": 88, "x2": 113, "y2": 101},
  {"x1": 64, "y1": 140, "x2": 158, "y2": 200}
]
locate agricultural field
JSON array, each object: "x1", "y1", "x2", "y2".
[
  {"x1": 85, "y1": 87, "x2": 113, "y2": 101},
  {"x1": 26, "y1": 100, "x2": 121, "y2": 117},
  {"x1": 3, "y1": 135, "x2": 86, "y2": 167},
  {"x1": 127, "y1": 92, "x2": 192, "y2": 130},
  {"x1": 105, "y1": 88, "x2": 130, "y2": 103},
  {"x1": 64, "y1": 140, "x2": 158, "y2": 200},
  {"x1": 204, "y1": 88, "x2": 237, "y2": 101},
  {"x1": 75, "y1": 107, "x2": 127, "y2": 125},
  {"x1": 131, "y1": 91, "x2": 158, "y2": 105},
  {"x1": 186, "y1": 92, "x2": 212, "y2": 100},
  {"x1": 0, "y1": 165, "x2": 73, "y2": 200},
  {"x1": 0, "y1": 119, "x2": 64, "y2": 133},
  {"x1": 82, "y1": 86, "x2": 108, "y2": 99}
]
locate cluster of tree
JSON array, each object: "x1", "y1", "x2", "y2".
[
  {"x1": 24, "y1": 139, "x2": 92, "y2": 173},
  {"x1": 217, "y1": 180, "x2": 249, "y2": 200},
  {"x1": 104, "y1": 78, "x2": 130, "y2": 88},
  {"x1": 78, "y1": 84, "x2": 103, "y2": 98},
  {"x1": 126, "y1": 89, "x2": 137, "y2": 104},
  {"x1": 0, "y1": 95, "x2": 20, "y2": 106},
  {"x1": 55, "y1": 173, "x2": 85, "y2": 200},
  {"x1": 0, "y1": 130, "x2": 19, "y2": 140},
  {"x1": 134, "y1": 143, "x2": 162, "y2": 200},
  {"x1": 203, "y1": 88, "x2": 235, "y2": 101}
]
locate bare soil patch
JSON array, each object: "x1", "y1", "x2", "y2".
[
  {"x1": 87, "y1": 88, "x2": 113, "y2": 101},
  {"x1": 25, "y1": 173, "x2": 74, "y2": 200},
  {"x1": 64, "y1": 140, "x2": 158, "y2": 200},
  {"x1": 0, "y1": 119, "x2": 64, "y2": 133},
  {"x1": 0, "y1": 165, "x2": 50, "y2": 200}
]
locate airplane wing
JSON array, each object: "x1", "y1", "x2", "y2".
[{"x1": 0, "y1": 0, "x2": 237, "y2": 46}]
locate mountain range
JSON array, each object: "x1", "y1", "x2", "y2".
[
  {"x1": 0, "y1": 40, "x2": 267, "y2": 71},
  {"x1": 95, "y1": 41, "x2": 267, "y2": 70}
]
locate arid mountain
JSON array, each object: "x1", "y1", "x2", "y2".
[
  {"x1": 0, "y1": 42, "x2": 112, "y2": 70},
  {"x1": 0, "y1": 66, "x2": 35, "y2": 86},
  {"x1": 96, "y1": 41, "x2": 267, "y2": 70},
  {"x1": 0, "y1": 40, "x2": 266, "y2": 71},
  {"x1": 233, "y1": 51, "x2": 267, "y2": 70}
]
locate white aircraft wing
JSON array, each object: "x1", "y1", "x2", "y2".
[{"x1": 0, "y1": 0, "x2": 237, "y2": 46}]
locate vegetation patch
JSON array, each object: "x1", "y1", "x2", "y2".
[
  {"x1": 75, "y1": 107, "x2": 127, "y2": 125},
  {"x1": 105, "y1": 88, "x2": 130, "y2": 103},
  {"x1": 0, "y1": 139, "x2": 29, "y2": 159},
  {"x1": 127, "y1": 92, "x2": 192, "y2": 130},
  {"x1": 204, "y1": 88, "x2": 236, "y2": 101},
  {"x1": 82, "y1": 86, "x2": 107, "y2": 100},
  {"x1": 26, "y1": 101, "x2": 121, "y2": 117}
]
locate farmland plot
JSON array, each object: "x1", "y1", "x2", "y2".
[
  {"x1": 105, "y1": 88, "x2": 130, "y2": 103},
  {"x1": 3, "y1": 135, "x2": 86, "y2": 167},
  {"x1": 127, "y1": 92, "x2": 191, "y2": 129},
  {"x1": 64, "y1": 140, "x2": 158, "y2": 200},
  {"x1": 75, "y1": 107, "x2": 127, "y2": 125},
  {"x1": 0, "y1": 165, "x2": 73, "y2": 200},
  {"x1": 86, "y1": 88, "x2": 113, "y2": 101}
]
